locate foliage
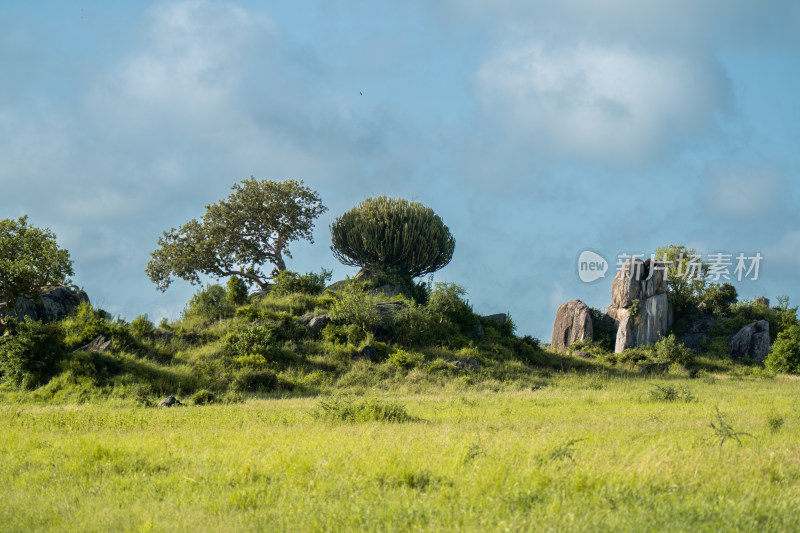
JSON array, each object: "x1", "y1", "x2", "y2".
[
  {"x1": 146, "y1": 178, "x2": 327, "y2": 291},
  {"x1": 388, "y1": 349, "x2": 425, "y2": 370},
  {"x1": 130, "y1": 314, "x2": 155, "y2": 339},
  {"x1": 646, "y1": 384, "x2": 697, "y2": 403},
  {"x1": 330, "y1": 196, "x2": 455, "y2": 283},
  {"x1": 701, "y1": 283, "x2": 738, "y2": 316},
  {"x1": 765, "y1": 324, "x2": 800, "y2": 374},
  {"x1": 60, "y1": 302, "x2": 116, "y2": 347},
  {"x1": 0, "y1": 319, "x2": 65, "y2": 388},
  {"x1": 329, "y1": 285, "x2": 383, "y2": 331},
  {"x1": 190, "y1": 388, "x2": 220, "y2": 405},
  {"x1": 588, "y1": 308, "x2": 615, "y2": 352},
  {"x1": 232, "y1": 369, "x2": 278, "y2": 392},
  {"x1": 654, "y1": 244, "x2": 709, "y2": 331},
  {"x1": 184, "y1": 285, "x2": 235, "y2": 322},
  {"x1": 270, "y1": 269, "x2": 332, "y2": 296},
  {"x1": 0, "y1": 215, "x2": 74, "y2": 317},
  {"x1": 226, "y1": 276, "x2": 249, "y2": 306},
  {"x1": 653, "y1": 334, "x2": 694, "y2": 366},
  {"x1": 426, "y1": 282, "x2": 478, "y2": 335},
  {"x1": 312, "y1": 395, "x2": 416, "y2": 423}
]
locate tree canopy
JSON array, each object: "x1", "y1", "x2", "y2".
[
  {"x1": 0, "y1": 216, "x2": 74, "y2": 316},
  {"x1": 146, "y1": 178, "x2": 327, "y2": 291},
  {"x1": 330, "y1": 196, "x2": 455, "y2": 282}
]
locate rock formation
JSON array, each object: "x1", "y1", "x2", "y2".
[
  {"x1": 729, "y1": 320, "x2": 771, "y2": 362},
  {"x1": 605, "y1": 259, "x2": 671, "y2": 353},
  {"x1": 1, "y1": 285, "x2": 90, "y2": 323},
  {"x1": 551, "y1": 300, "x2": 593, "y2": 350}
]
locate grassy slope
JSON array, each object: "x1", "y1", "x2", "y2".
[{"x1": 2, "y1": 373, "x2": 799, "y2": 532}]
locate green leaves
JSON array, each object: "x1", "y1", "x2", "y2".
[
  {"x1": 146, "y1": 178, "x2": 327, "y2": 291},
  {"x1": 330, "y1": 196, "x2": 455, "y2": 280},
  {"x1": 0, "y1": 215, "x2": 74, "y2": 317}
]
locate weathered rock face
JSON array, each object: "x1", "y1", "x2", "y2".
[
  {"x1": 729, "y1": 320, "x2": 771, "y2": 362},
  {"x1": 755, "y1": 296, "x2": 770, "y2": 308},
  {"x1": 606, "y1": 259, "x2": 671, "y2": 353},
  {"x1": 677, "y1": 316, "x2": 715, "y2": 352},
  {"x1": 2, "y1": 285, "x2": 90, "y2": 323},
  {"x1": 551, "y1": 300, "x2": 593, "y2": 350}
]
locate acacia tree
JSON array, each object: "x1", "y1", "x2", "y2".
[
  {"x1": 0, "y1": 216, "x2": 74, "y2": 317},
  {"x1": 146, "y1": 178, "x2": 327, "y2": 291},
  {"x1": 330, "y1": 196, "x2": 455, "y2": 283}
]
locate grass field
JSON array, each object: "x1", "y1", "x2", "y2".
[{"x1": 2, "y1": 372, "x2": 799, "y2": 532}]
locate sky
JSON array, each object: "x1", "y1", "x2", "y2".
[{"x1": 1, "y1": 0, "x2": 799, "y2": 339}]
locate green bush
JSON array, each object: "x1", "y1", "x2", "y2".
[
  {"x1": 765, "y1": 324, "x2": 800, "y2": 374},
  {"x1": 426, "y1": 283, "x2": 477, "y2": 333},
  {"x1": 191, "y1": 388, "x2": 220, "y2": 405},
  {"x1": 312, "y1": 395, "x2": 416, "y2": 423},
  {"x1": 388, "y1": 349, "x2": 425, "y2": 370},
  {"x1": 226, "y1": 276, "x2": 249, "y2": 306},
  {"x1": 130, "y1": 314, "x2": 155, "y2": 339},
  {"x1": 654, "y1": 334, "x2": 694, "y2": 366},
  {"x1": 271, "y1": 269, "x2": 332, "y2": 296},
  {"x1": 322, "y1": 323, "x2": 367, "y2": 346},
  {"x1": 329, "y1": 285, "x2": 382, "y2": 330},
  {"x1": 185, "y1": 284, "x2": 235, "y2": 322},
  {"x1": 0, "y1": 319, "x2": 65, "y2": 388},
  {"x1": 60, "y1": 302, "x2": 114, "y2": 347},
  {"x1": 232, "y1": 369, "x2": 278, "y2": 392},
  {"x1": 225, "y1": 324, "x2": 278, "y2": 359}
]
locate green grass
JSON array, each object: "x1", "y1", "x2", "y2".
[{"x1": 2, "y1": 373, "x2": 799, "y2": 532}]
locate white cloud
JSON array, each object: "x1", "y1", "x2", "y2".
[{"x1": 475, "y1": 43, "x2": 730, "y2": 164}]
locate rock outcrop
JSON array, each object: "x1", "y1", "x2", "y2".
[
  {"x1": 1, "y1": 285, "x2": 90, "y2": 323},
  {"x1": 551, "y1": 300, "x2": 593, "y2": 350},
  {"x1": 677, "y1": 316, "x2": 715, "y2": 352},
  {"x1": 605, "y1": 259, "x2": 671, "y2": 353},
  {"x1": 729, "y1": 320, "x2": 771, "y2": 362}
]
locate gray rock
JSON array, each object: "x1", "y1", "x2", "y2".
[
  {"x1": 677, "y1": 316, "x2": 715, "y2": 352},
  {"x1": 158, "y1": 396, "x2": 183, "y2": 408},
  {"x1": 607, "y1": 259, "x2": 671, "y2": 353},
  {"x1": 353, "y1": 345, "x2": 379, "y2": 363},
  {"x1": 447, "y1": 358, "x2": 481, "y2": 370},
  {"x1": 755, "y1": 296, "x2": 770, "y2": 308},
  {"x1": 326, "y1": 280, "x2": 348, "y2": 292},
  {"x1": 468, "y1": 323, "x2": 485, "y2": 340},
  {"x1": 305, "y1": 314, "x2": 331, "y2": 335},
  {"x1": 482, "y1": 313, "x2": 509, "y2": 325},
  {"x1": 729, "y1": 320, "x2": 771, "y2": 362},
  {"x1": 551, "y1": 300, "x2": 593, "y2": 351},
  {"x1": 573, "y1": 351, "x2": 595, "y2": 359},
  {"x1": 75, "y1": 334, "x2": 112, "y2": 353},
  {"x1": 2, "y1": 285, "x2": 90, "y2": 323}
]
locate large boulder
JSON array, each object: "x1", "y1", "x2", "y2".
[
  {"x1": 1, "y1": 285, "x2": 90, "y2": 323},
  {"x1": 729, "y1": 320, "x2": 771, "y2": 362},
  {"x1": 551, "y1": 300, "x2": 593, "y2": 350},
  {"x1": 606, "y1": 259, "x2": 671, "y2": 353}
]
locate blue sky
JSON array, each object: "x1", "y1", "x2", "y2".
[{"x1": 2, "y1": 1, "x2": 799, "y2": 339}]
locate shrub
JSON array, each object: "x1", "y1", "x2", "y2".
[
  {"x1": 765, "y1": 324, "x2": 800, "y2": 374},
  {"x1": 130, "y1": 314, "x2": 155, "y2": 339},
  {"x1": 312, "y1": 395, "x2": 416, "y2": 423},
  {"x1": 191, "y1": 388, "x2": 220, "y2": 405},
  {"x1": 185, "y1": 284, "x2": 234, "y2": 322},
  {"x1": 388, "y1": 349, "x2": 425, "y2": 370},
  {"x1": 226, "y1": 276, "x2": 249, "y2": 306},
  {"x1": 271, "y1": 269, "x2": 332, "y2": 296},
  {"x1": 329, "y1": 286, "x2": 382, "y2": 331},
  {"x1": 61, "y1": 302, "x2": 114, "y2": 347},
  {"x1": 654, "y1": 334, "x2": 694, "y2": 366},
  {"x1": 330, "y1": 197, "x2": 455, "y2": 284},
  {"x1": 589, "y1": 308, "x2": 615, "y2": 352},
  {"x1": 322, "y1": 323, "x2": 366, "y2": 346},
  {"x1": 0, "y1": 319, "x2": 65, "y2": 388},
  {"x1": 232, "y1": 369, "x2": 278, "y2": 392},
  {"x1": 225, "y1": 324, "x2": 278, "y2": 359}
]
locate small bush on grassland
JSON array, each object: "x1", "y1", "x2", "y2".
[
  {"x1": 60, "y1": 302, "x2": 114, "y2": 346},
  {"x1": 0, "y1": 319, "x2": 65, "y2": 388},
  {"x1": 322, "y1": 323, "x2": 366, "y2": 346},
  {"x1": 232, "y1": 369, "x2": 278, "y2": 392},
  {"x1": 654, "y1": 334, "x2": 694, "y2": 366},
  {"x1": 130, "y1": 314, "x2": 155, "y2": 339},
  {"x1": 765, "y1": 324, "x2": 800, "y2": 374},
  {"x1": 388, "y1": 349, "x2": 425, "y2": 370},
  {"x1": 185, "y1": 284, "x2": 234, "y2": 322},
  {"x1": 312, "y1": 395, "x2": 416, "y2": 423},
  {"x1": 647, "y1": 384, "x2": 697, "y2": 403},
  {"x1": 271, "y1": 269, "x2": 332, "y2": 296},
  {"x1": 329, "y1": 285, "x2": 382, "y2": 330},
  {"x1": 426, "y1": 282, "x2": 478, "y2": 333},
  {"x1": 191, "y1": 388, "x2": 220, "y2": 405}
]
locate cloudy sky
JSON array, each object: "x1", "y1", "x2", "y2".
[{"x1": 2, "y1": 1, "x2": 799, "y2": 338}]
